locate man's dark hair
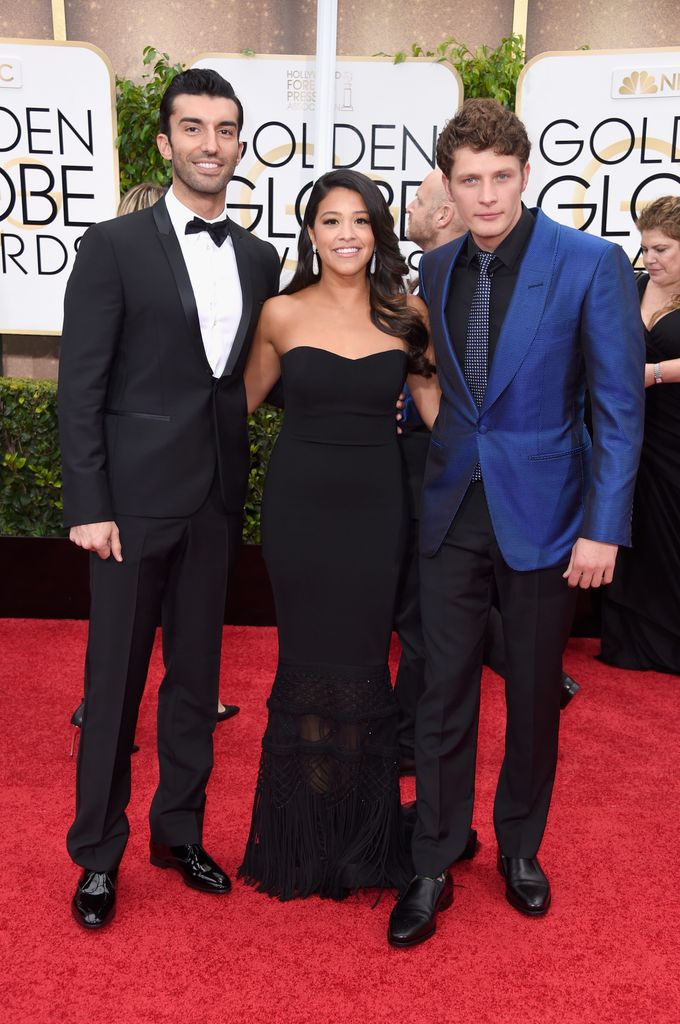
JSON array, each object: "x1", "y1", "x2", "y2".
[
  {"x1": 159, "y1": 68, "x2": 244, "y2": 138},
  {"x1": 437, "y1": 98, "x2": 531, "y2": 178}
]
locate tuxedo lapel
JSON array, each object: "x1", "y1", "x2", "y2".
[
  {"x1": 152, "y1": 199, "x2": 213, "y2": 373},
  {"x1": 223, "y1": 222, "x2": 254, "y2": 376},
  {"x1": 482, "y1": 210, "x2": 558, "y2": 413}
]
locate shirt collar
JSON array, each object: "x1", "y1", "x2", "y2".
[
  {"x1": 464, "y1": 204, "x2": 535, "y2": 270},
  {"x1": 165, "y1": 185, "x2": 229, "y2": 232}
]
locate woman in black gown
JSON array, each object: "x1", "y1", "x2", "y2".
[
  {"x1": 239, "y1": 170, "x2": 438, "y2": 900},
  {"x1": 600, "y1": 196, "x2": 680, "y2": 674}
]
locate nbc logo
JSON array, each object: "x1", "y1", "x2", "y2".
[
  {"x1": 619, "y1": 71, "x2": 658, "y2": 95},
  {"x1": 613, "y1": 67, "x2": 680, "y2": 99}
]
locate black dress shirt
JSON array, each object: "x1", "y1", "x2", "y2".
[{"x1": 446, "y1": 205, "x2": 535, "y2": 372}]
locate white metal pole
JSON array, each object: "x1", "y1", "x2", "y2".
[{"x1": 313, "y1": 0, "x2": 338, "y2": 174}]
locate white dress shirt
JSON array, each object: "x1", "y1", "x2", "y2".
[{"x1": 165, "y1": 187, "x2": 243, "y2": 377}]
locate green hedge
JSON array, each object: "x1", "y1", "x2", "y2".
[
  {"x1": 0, "y1": 378, "x2": 64, "y2": 536},
  {"x1": 0, "y1": 376, "x2": 281, "y2": 542}
]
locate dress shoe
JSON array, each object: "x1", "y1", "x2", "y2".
[
  {"x1": 560, "y1": 672, "x2": 580, "y2": 710},
  {"x1": 497, "y1": 852, "x2": 551, "y2": 916},
  {"x1": 216, "y1": 702, "x2": 240, "y2": 723},
  {"x1": 72, "y1": 869, "x2": 117, "y2": 929},
  {"x1": 149, "y1": 842, "x2": 232, "y2": 894},
  {"x1": 399, "y1": 750, "x2": 416, "y2": 775},
  {"x1": 388, "y1": 871, "x2": 453, "y2": 948}
]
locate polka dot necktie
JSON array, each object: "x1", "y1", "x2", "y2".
[{"x1": 464, "y1": 251, "x2": 496, "y2": 481}]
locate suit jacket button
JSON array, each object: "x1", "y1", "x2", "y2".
[{"x1": 478, "y1": 424, "x2": 488, "y2": 434}]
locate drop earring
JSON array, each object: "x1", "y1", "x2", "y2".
[
  {"x1": 370, "y1": 249, "x2": 377, "y2": 275},
  {"x1": 312, "y1": 247, "x2": 320, "y2": 276}
]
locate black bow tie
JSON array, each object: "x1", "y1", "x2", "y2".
[{"x1": 185, "y1": 216, "x2": 230, "y2": 247}]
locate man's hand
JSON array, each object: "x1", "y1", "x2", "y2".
[
  {"x1": 562, "y1": 538, "x2": 617, "y2": 588},
  {"x1": 69, "y1": 521, "x2": 123, "y2": 562}
]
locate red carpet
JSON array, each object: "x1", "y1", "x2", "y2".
[{"x1": 1, "y1": 619, "x2": 678, "y2": 1024}]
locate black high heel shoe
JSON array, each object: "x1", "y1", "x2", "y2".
[
  {"x1": 69, "y1": 700, "x2": 139, "y2": 756},
  {"x1": 216, "y1": 702, "x2": 240, "y2": 723},
  {"x1": 69, "y1": 700, "x2": 85, "y2": 757}
]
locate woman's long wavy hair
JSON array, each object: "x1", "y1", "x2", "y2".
[
  {"x1": 283, "y1": 170, "x2": 432, "y2": 376},
  {"x1": 636, "y1": 195, "x2": 680, "y2": 326}
]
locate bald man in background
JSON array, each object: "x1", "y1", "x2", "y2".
[{"x1": 395, "y1": 171, "x2": 579, "y2": 776}]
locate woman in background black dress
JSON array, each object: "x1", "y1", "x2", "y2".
[
  {"x1": 239, "y1": 170, "x2": 438, "y2": 900},
  {"x1": 600, "y1": 196, "x2": 680, "y2": 674}
]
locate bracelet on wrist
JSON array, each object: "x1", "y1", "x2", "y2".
[{"x1": 653, "y1": 362, "x2": 663, "y2": 385}]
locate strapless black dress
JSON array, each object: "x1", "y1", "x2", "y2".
[
  {"x1": 239, "y1": 346, "x2": 413, "y2": 899},
  {"x1": 600, "y1": 276, "x2": 680, "y2": 674}
]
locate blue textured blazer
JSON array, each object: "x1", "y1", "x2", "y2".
[{"x1": 418, "y1": 208, "x2": 645, "y2": 569}]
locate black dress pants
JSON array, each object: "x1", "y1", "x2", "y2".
[
  {"x1": 394, "y1": 429, "x2": 429, "y2": 754},
  {"x1": 67, "y1": 480, "x2": 236, "y2": 871},
  {"x1": 413, "y1": 482, "x2": 577, "y2": 876},
  {"x1": 394, "y1": 514, "x2": 424, "y2": 755}
]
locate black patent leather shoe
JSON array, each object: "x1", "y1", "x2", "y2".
[
  {"x1": 71, "y1": 869, "x2": 117, "y2": 929},
  {"x1": 149, "y1": 842, "x2": 232, "y2": 894},
  {"x1": 560, "y1": 672, "x2": 580, "y2": 710},
  {"x1": 216, "y1": 702, "x2": 240, "y2": 723},
  {"x1": 497, "y1": 852, "x2": 551, "y2": 916},
  {"x1": 388, "y1": 872, "x2": 453, "y2": 948}
]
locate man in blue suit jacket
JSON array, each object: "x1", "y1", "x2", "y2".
[{"x1": 388, "y1": 99, "x2": 644, "y2": 947}]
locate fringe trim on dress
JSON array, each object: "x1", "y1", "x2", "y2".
[{"x1": 238, "y1": 660, "x2": 413, "y2": 900}]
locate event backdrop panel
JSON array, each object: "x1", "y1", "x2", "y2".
[
  {"x1": 0, "y1": 0, "x2": 53, "y2": 41},
  {"x1": 62, "y1": 0, "x2": 513, "y2": 82},
  {"x1": 0, "y1": 39, "x2": 119, "y2": 334},
  {"x1": 525, "y1": 0, "x2": 680, "y2": 59},
  {"x1": 336, "y1": 1, "x2": 514, "y2": 59},
  {"x1": 518, "y1": 46, "x2": 680, "y2": 263},
  {"x1": 192, "y1": 53, "x2": 461, "y2": 279}
]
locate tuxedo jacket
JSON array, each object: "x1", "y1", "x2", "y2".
[
  {"x1": 58, "y1": 199, "x2": 280, "y2": 527},
  {"x1": 418, "y1": 208, "x2": 645, "y2": 570}
]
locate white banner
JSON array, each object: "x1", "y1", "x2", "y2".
[
  {"x1": 192, "y1": 54, "x2": 462, "y2": 279},
  {"x1": 0, "y1": 39, "x2": 119, "y2": 334},
  {"x1": 517, "y1": 48, "x2": 680, "y2": 263}
]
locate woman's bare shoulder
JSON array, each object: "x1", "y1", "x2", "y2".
[
  {"x1": 256, "y1": 293, "x2": 295, "y2": 335},
  {"x1": 406, "y1": 290, "x2": 429, "y2": 326},
  {"x1": 405, "y1": 291, "x2": 427, "y2": 314},
  {"x1": 262, "y1": 290, "x2": 313, "y2": 321}
]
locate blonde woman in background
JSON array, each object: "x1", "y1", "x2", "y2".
[{"x1": 117, "y1": 181, "x2": 166, "y2": 215}]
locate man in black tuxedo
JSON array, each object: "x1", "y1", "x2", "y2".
[{"x1": 58, "y1": 69, "x2": 279, "y2": 929}]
